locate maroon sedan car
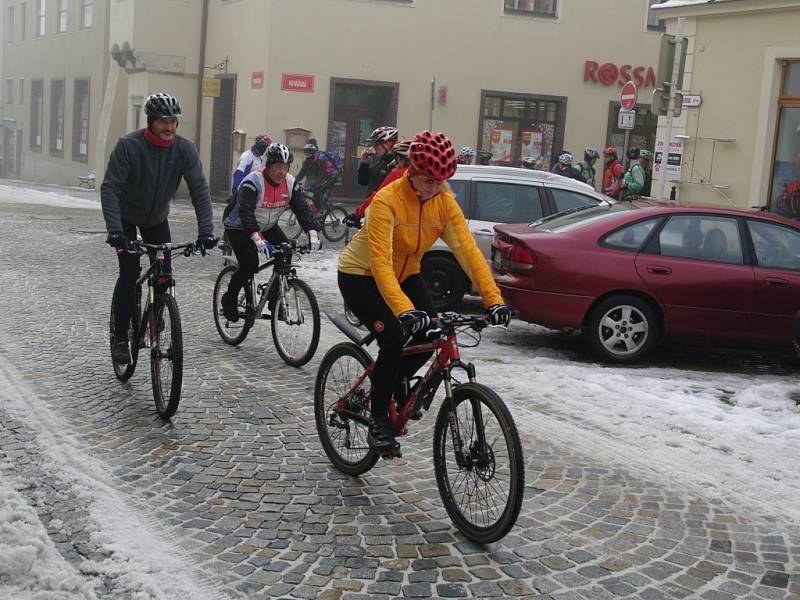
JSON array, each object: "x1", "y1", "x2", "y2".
[{"x1": 491, "y1": 200, "x2": 800, "y2": 362}]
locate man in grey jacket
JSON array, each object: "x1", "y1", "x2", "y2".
[{"x1": 101, "y1": 92, "x2": 216, "y2": 365}]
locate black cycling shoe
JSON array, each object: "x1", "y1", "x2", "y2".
[
  {"x1": 368, "y1": 417, "x2": 401, "y2": 458},
  {"x1": 221, "y1": 291, "x2": 240, "y2": 323},
  {"x1": 112, "y1": 340, "x2": 131, "y2": 365}
]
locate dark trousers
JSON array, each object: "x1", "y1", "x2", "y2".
[
  {"x1": 112, "y1": 220, "x2": 171, "y2": 338},
  {"x1": 225, "y1": 226, "x2": 289, "y2": 297},
  {"x1": 338, "y1": 272, "x2": 437, "y2": 420}
]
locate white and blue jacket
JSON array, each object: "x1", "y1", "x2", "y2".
[{"x1": 231, "y1": 148, "x2": 263, "y2": 193}]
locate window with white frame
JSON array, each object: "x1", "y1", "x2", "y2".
[
  {"x1": 73, "y1": 79, "x2": 90, "y2": 160},
  {"x1": 57, "y1": 0, "x2": 67, "y2": 33},
  {"x1": 35, "y1": 0, "x2": 46, "y2": 36},
  {"x1": 50, "y1": 80, "x2": 65, "y2": 153},
  {"x1": 18, "y1": 78, "x2": 24, "y2": 104},
  {"x1": 6, "y1": 6, "x2": 15, "y2": 42},
  {"x1": 80, "y1": 0, "x2": 92, "y2": 28},
  {"x1": 504, "y1": 0, "x2": 557, "y2": 17},
  {"x1": 647, "y1": 0, "x2": 666, "y2": 31},
  {"x1": 20, "y1": 2, "x2": 27, "y2": 40},
  {"x1": 30, "y1": 80, "x2": 43, "y2": 148},
  {"x1": 4, "y1": 79, "x2": 14, "y2": 104}
]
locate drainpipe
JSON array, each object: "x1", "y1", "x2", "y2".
[{"x1": 194, "y1": 0, "x2": 210, "y2": 151}]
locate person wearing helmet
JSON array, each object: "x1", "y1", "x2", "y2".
[
  {"x1": 338, "y1": 131, "x2": 511, "y2": 456},
  {"x1": 602, "y1": 146, "x2": 624, "y2": 199},
  {"x1": 101, "y1": 92, "x2": 216, "y2": 365},
  {"x1": 475, "y1": 149, "x2": 493, "y2": 166},
  {"x1": 358, "y1": 126, "x2": 399, "y2": 195},
  {"x1": 220, "y1": 143, "x2": 321, "y2": 322},
  {"x1": 579, "y1": 148, "x2": 600, "y2": 189},
  {"x1": 550, "y1": 151, "x2": 586, "y2": 182},
  {"x1": 456, "y1": 146, "x2": 475, "y2": 165},
  {"x1": 620, "y1": 147, "x2": 646, "y2": 201},
  {"x1": 295, "y1": 138, "x2": 343, "y2": 213},
  {"x1": 639, "y1": 149, "x2": 653, "y2": 197},
  {"x1": 349, "y1": 139, "x2": 413, "y2": 225},
  {"x1": 231, "y1": 132, "x2": 272, "y2": 193},
  {"x1": 520, "y1": 156, "x2": 537, "y2": 170}
]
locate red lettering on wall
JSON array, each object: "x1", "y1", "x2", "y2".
[
  {"x1": 645, "y1": 67, "x2": 656, "y2": 88},
  {"x1": 598, "y1": 63, "x2": 618, "y2": 86},
  {"x1": 583, "y1": 61, "x2": 599, "y2": 83},
  {"x1": 633, "y1": 66, "x2": 645, "y2": 87},
  {"x1": 619, "y1": 64, "x2": 632, "y2": 85}
]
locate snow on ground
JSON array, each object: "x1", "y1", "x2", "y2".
[
  {"x1": 0, "y1": 182, "x2": 102, "y2": 211},
  {"x1": 0, "y1": 358, "x2": 225, "y2": 600}
]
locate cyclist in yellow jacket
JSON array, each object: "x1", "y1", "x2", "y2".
[{"x1": 338, "y1": 130, "x2": 511, "y2": 455}]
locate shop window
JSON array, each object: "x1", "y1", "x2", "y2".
[
  {"x1": 647, "y1": 0, "x2": 665, "y2": 31},
  {"x1": 480, "y1": 91, "x2": 565, "y2": 168},
  {"x1": 80, "y1": 0, "x2": 92, "y2": 28},
  {"x1": 6, "y1": 6, "x2": 15, "y2": 42},
  {"x1": 73, "y1": 79, "x2": 90, "y2": 161},
  {"x1": 769, "y1": 62, "x2": 800, "y2": 218},
  {"x1": 35, "y1": 0, "x2": 45, "y2": 36},
  {"x1": 50, "y1": 80, "x2": 65, "y2": 154},
  {"x1": 605, "y1": 101, "x2": 658, "y2": 161},
  {"x1": 30, "y1": 80, "x2": 43, "y2": 149},
  {"x1": 56, "y1": 0, "x2": 67, "y2": 33},
  {"x1": 504, "y1": 0, "x2": 557, "y2": 17}
]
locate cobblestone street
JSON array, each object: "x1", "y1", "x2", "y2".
[{"x1": 0, "y1": 198, "x2": 798, "y2": 600}]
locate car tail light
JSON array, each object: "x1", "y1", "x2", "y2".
[{"x1": 492, "y1": 233, "x2": 537, "y2": 274}]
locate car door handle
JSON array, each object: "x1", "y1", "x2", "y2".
[
  {"x1": 475, "y1": 229, "x2": 493, "y2": 235},
  {"x1": 765, "y1": 277, "x2": 788, "y2": 286},
  {"x1": 647, "y1": 265, "x2": 672, "y2": 275}
]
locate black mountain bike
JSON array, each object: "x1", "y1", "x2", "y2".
[
  {"x1": 212, "y1": 240, "x2": 320, "y2": 367},
  {"x1": 109, "y1": 240, "x2": 204, "y2": 419},
  {"x1": 278, "y1": 190, "x2": 348, "y2": 243}
]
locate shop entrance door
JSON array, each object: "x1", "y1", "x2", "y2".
[{"x1": 328, "y1": 79, "x2": 398, "y2": 199}]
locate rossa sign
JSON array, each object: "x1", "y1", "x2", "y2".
[{"x1": 583, "y1": 61, "x2": 656, "y2": 88}]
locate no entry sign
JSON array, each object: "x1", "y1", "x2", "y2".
[{"x1": 620, "y1": 81, "x2": 638, "y2": 111}]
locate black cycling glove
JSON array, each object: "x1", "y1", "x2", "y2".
[
  {"x1": 106, "y1": 231, "x2": 129, "y2": 250},
  {"x1": 486, "y1": 304, "x2": 512, "y2": 327},
  {"x1": 399, "y1": 310, "x2": 431, "y2": 335}
]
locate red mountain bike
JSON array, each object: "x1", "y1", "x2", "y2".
[{"x1": 314, "y1": 312, "x2": 525, "y2": 543}]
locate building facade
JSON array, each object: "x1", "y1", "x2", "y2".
[
  {"x1": 1, "y1": 0, "x2": 664, "y2": 195},
  {"x1": 653, "y1": 0, "x2": 800, "y2": 214}
]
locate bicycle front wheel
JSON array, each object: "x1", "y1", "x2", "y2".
[
  {"x1": 110, "y1": 281, "x2": 141, "y2": 381},
  {"x1": 150, "y1": 294, "x2": 183, "y2": 420},
  {"x1": 314, "y1": 342, "x2": 378, "y2": 476},
  {"x1": 270, "y1": 277, "x2": 320, "y2": 367},
  {"x1": 277, "y1": 207, "x2": 304, "y2": 240},
  {"x1": 213, "y1": 265, "x2": 253, "y2": 345},
  {"x1": 433, "y1": 382, "x2": 525, "y2": 543},
  {"x1": 321, "y1": 206, "x2": 348, "y2": 242}
]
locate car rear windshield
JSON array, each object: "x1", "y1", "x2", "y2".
[{"x1": 530, "y1": 202, "x2": 639, "y2": 232}]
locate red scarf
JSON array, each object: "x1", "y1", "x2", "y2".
[{"x1": 144, "y1": 128, "x2": 176, "y2": 148}]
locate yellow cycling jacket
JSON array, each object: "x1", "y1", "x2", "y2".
[{"x1": 338, "y1": 175, "x2": 503, "y2": 316}]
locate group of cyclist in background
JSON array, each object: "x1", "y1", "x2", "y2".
[{"x1": 101, "y1": 92, "x2": 511, "y2": 457}]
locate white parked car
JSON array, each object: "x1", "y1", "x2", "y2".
[{"x1": 424, "y1": 164, "x2": 611, "y2": 310}]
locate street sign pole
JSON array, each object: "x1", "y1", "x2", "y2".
[
  {"x1": 657, "y1": 17, "x2": 685, "y2": 200},
  {"x1": 619, "y1": 81, "x2": 638, "y2": 172},
  {"x1": 623, "y1": 129, "x2": 631, "y2": 171}
]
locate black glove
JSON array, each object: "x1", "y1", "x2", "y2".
[
  {"x1": 344, "y1": 213, "x2": 362, "y2": 228},
  {"x1": 195, "y1": 234, "x2": 217, "y2": 250},
  {"x1": 486, "y1": 304, "x2": 511, "y2": 327},
  {"x1": 106, "y1": 231, "x2": 130, "y2": 250},
  {"x1": 399, "y1": 310, "x2": 431, "y2": 336}
]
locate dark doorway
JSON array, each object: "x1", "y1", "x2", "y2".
[
  {"x1": 209, "y1": 75, "x2": 237, "y2": 197},
  {"x1": 327, "y1": 78, "x2": 398, "y2": 199},
  {"x1": 606, "y1": 101, "x2": 658, "y2": 164}
]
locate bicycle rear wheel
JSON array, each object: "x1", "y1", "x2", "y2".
[
  {"x1": 270, "y1": 277, "x2": 320, "y2": 367},
  {"x1": 110, "y1": 281, "x2": 141, "y2": 381},
  {"x1": 150, "y1": 294, "x2": 183, "y2": 420},
  {"x1": 433, "y1": 382, "x2": 524, "y2": 543},
  {"x1": 314, "y1": 342, "x2": 378, "y2": 476},
  {"x1": 277, "y1": 207, "x2": 304, "y2": 240},
  {"x1": 321, "y1": 206, "x2": 348, "y2": 242},
  {"x1": 213, "y1": 265, "x2": 253, "y2": 345}
]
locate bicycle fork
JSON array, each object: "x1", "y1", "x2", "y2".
[{"x1": 444, "y1": 362, "x2": 486, "y2": 471}]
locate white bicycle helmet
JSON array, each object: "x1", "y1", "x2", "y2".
[
  {"x1": 558, "y1": 152, "x2": 573, "y2": 166},
  {"x1": 461, "y1": 146, "x2": 476, "y2": 157},
  {"x1": 365, "y1": 126, "x2": 399, "y2": 145},
  {"x1": 264, "y1": 143, "x2": 293, "y2": 166}
]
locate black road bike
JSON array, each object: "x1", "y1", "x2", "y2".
[
  {"x1": 278, "y1": 190, "x2": 348, "y2": 243},
  {"x1": 110, "y1": 240, "x2": 204, "y2": 419},
  {"x1": 213, "y1": 240, "x2": 320, "y2": 367}
]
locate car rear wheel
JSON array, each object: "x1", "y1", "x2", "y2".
[
  {"x1": 586, "y1": 294, "x2": 657, "y2": 363},
  {"x1": 422, "y1": 255, "x2": 467, "y2": 312}
]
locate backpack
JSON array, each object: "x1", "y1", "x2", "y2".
[{"x1": 318, "y1": 150, "x2": 343, "y2": 173}]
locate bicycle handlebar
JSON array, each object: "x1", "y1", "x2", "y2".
[{"x1": 128, "y1": 240, "x2": 209, "y2": 257}]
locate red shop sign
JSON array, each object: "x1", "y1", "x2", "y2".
[
  {"x1": 251, "y1": 71, "x2": 264, "y2": 89},
  {"x1": 583, "y1": 61, "x2": 656, "y2": 88},
  {"x1": 281, "y1": 73, "x2": 315, "y2": 93}
]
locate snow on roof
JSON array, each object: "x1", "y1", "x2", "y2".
[{"x1": 653, "y1": 0, "x2": 726, "y2": 8}]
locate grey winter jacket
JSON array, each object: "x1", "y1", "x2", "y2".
[{"x1": 101, "y1": 130, "x2": 214, "y2": 236}]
